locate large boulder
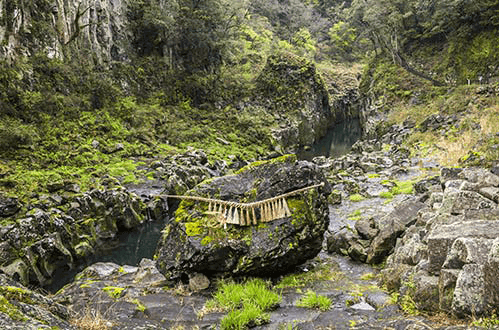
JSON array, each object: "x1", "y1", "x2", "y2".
[
  {"x1": 256, "y1": 52, "x2": 333, "y2": 150},
  {"x1": 154, "y1": 155, "x2": 331, "y2": 280}
]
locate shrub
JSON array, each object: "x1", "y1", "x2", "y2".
[{"x1": 0, "y1": 117, "x2": 37, "y2": 151}]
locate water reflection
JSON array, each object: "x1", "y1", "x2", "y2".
[{"x1": 297, "y1": 118, "x2": 361, "y2": 161}]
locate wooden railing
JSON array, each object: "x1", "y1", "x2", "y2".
[{"x1": 164, "y1": 182, "x2": 324, "y2": 227}]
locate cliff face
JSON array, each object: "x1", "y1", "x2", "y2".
[{"x1": 0, "y1": 0, "x2": 129, "y2": 65}]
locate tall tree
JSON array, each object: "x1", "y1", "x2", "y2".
[{"x1": 349, "y1": 0, "x2": 446, "y2": 86}]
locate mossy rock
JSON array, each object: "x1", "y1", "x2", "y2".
[{"x1": 155, "y1": 157, "x2": 331, "y2": 279}]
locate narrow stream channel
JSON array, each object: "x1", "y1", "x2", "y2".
[
  {"x1": 48, "y1": 119, "x2": 361, "y2": 293},
  {"x1": 297, "y1": 118, "x2": 361, "y2": 160},
  {"x1": 46, "y1": 216, "x2": 170, "y2": 293}
]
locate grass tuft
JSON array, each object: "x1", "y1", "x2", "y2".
[
  {"x1": 204, "y1": 278, "x2": 281, "y2": 330},
  {"x1": 295, "y1": 290, "x2": 332, "y2": 311},
  {"x1": 349, "y1": 194, "x2": 366, "y2": 202}
]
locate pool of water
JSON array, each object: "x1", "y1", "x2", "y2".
[
  {"x1": 297, "y1": 118, "x2": 361, "y2": 161},
  {"x1": 46, "y1": 216, "x2": 169, "y2": 293}
]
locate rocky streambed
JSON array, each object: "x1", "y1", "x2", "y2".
[{"x1": 1, "y1": 123, "x2": 499, "y2": 329}]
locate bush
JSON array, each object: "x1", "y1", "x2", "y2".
[{"x1": 0, "y1": 117, "x2": 37, "y2": 151}]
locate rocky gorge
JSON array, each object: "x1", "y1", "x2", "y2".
[
  {"x1": 1, "y1": 1, "x2": 499, "y2": 329},
  {"x1": 2, "y1": 102, "x2": 499, "y2": 329}
]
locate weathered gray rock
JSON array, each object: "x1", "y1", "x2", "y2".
[
  {"x1": 439, "y1": 269, "x2": 460, "y2": 312},
  {"x1": 439, "y1": 190, "x2": 496, "y2": 215},
  {"x1": 379, "y1": 166, "x2": 499, "y2": 318},
  {"x1": 189, "y1": 273, "x2": 210, "y2": 292},
  {"x1": 427, "y1": 221, "x2": 499, "y2": 274},
  {"x1": 0, "y1": 0, "x2": 130, "y2": 65},
  {"x1": 53, "y1": 259, "x2": 222, "y2": 329},
  {"x1": 451, "y1": 264, "x2": 487, "y2": 317},
  {"x1": 411, "y1": 273, "x2": 440, "y2": 311},
  {"x1": 0, "y1": 196, "x2": 21, "y2": 217},
  {"x1": 479, "y1": 186, "x2": 499, "y2": 203},
  {"x1": 355, "y1": 217, "x2": 378, "y2": 241},
  {"x1": 155, "y1": 156, "x2": 331, "y2": 279},
  {"x1": 457, "y1": 167, "x2": 499, "y2": 188},
  {"x1": 0, "y1": 274, "x2": 74, "y2": 329},
  {"x1": 367, "y1": 199, "x2": 426, "y2": 264},
  {"x1": 441, "y1": 237, "x2": 494, "y2": 269},
  {"x1": 389, "y1": 227, "x2": 427, "y2": 266}
]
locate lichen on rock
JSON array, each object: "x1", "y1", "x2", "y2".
[{"x1": 155, "y1": 156, "x2": 331, "y2": 280}]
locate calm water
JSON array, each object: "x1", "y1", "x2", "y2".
[
  {"x1": 297, "y1": 118, "x2": 361, "y2": 160},
  {"x1": 47, "y1": 119, "x2": 361, "y2": 292},
  {"x1": 46, "y1": 217, "x2": 169, "y2": 293}
]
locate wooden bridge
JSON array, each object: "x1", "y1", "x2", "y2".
[{"x1": 164, "y1": 182, "x2": 325, "y2": 227}]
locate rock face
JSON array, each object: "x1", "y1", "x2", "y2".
[
  {"x1": 256, "y1": 52, "x2": 358, "y2": 151},
  {"x1": 155, "y1": 155, "x2": 331, "y2": 280},
  {"x1": 0, "y1": 187, "x2": 167, "y2": 288},
  {"x1": 378, "y1": 167, "x2": 499, "y2": 318},
  {"x1": 52, "y1": 259, "x2": 218, "y2": 330},
  {"x1": 0, "y1": 0, "x2": 129, "y2": 64}
]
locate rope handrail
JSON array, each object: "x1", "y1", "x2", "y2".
[{"x1": 162, "y1": 182, "x2": 324, "y2": 226}]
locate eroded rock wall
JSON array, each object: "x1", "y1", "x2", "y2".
[{"x1": 0, "y1": 0, "x2": 129, "y2": 64}]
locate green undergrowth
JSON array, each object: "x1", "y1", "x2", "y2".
[
  {"x1": 276, "y1": 263, "x2": 344, "y2": 289},
  {"x1": 0, "y1": 90, "x2": 275, "y2": 207},
  {"x1": 295, "y1": 290, "x2": 332, "y2": 311},
  {"x1": 203, "y1": 278, "x2": 281, "y2": 330},
  {"x1": 366, "y1": 52, "x2": 499, "y2": 169},
  {"x1": 379, "y1": 179, "x2": 415, "y2": 200}
]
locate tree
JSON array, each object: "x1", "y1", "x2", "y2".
[{"x1": 349, "y1": 0, "x2": 446, "y2": 86}]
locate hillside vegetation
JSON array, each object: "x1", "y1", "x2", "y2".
[{"x1": 1, "y1": 0, "x2": 499, "y2": 201}]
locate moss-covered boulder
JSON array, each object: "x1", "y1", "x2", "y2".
[
  {"x1": 154, "y1": 155, "x2": 331, "y2": 280},
  {"x1": 256, "y1": 52, "x2": 332, "y2": 150}
]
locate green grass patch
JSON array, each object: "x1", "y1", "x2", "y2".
[
  {"x1": 379, "y1": 191, "x2": 394, "y2": 199},
  {"x1": 204, "y1": 278, "x2": 281, "y2": 330},
  {"x1": 349, "y1": 194, "x2": 365, "y2": 202},
  {"x1": 359, "y1": 273, "x2": 376, "y2": 281},
  {"x1": 295, "y1": 290, "x2": 332, "y2": 311}
]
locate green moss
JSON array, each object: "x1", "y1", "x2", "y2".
[
  {"x1": 201, "y1": 236, "x2": 213, "y2": 245},
  {"x1": 276, "y1": 264, "x2": 344, "y2": 288},
  {"x1": 235, "y1": 154, "x2": 297, "y2": 175},
  {"x1": 131, "y1": 299, "x2": 147, "y2": 313},
  {"x1": 102, "y1": 286, "x2": 125, "y2": 299},
  {"x1": 347, "y1": 209, "x2": 362, "y2": 221},
  {"x1": 379, "y1": 191, "x2": 394, "y2": 199},
  {"x1": 287, "y1": 198, "x2": 308, "y2": 225},
  {"x1": 0, "y1": 286, "x2": 33, "y2": 304},
  {"x1": 349, "y1": 194, "x2": 365, "y2": 202},
  {"x1": 79, "y1": 280, "x2": 99, "y2": 289},
  {"x1": 185, "y1": 221, "x2": 203, "y2": 236},
  {"x1": 0, "y1": 294, "x2": 26, "y2": 322}
]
